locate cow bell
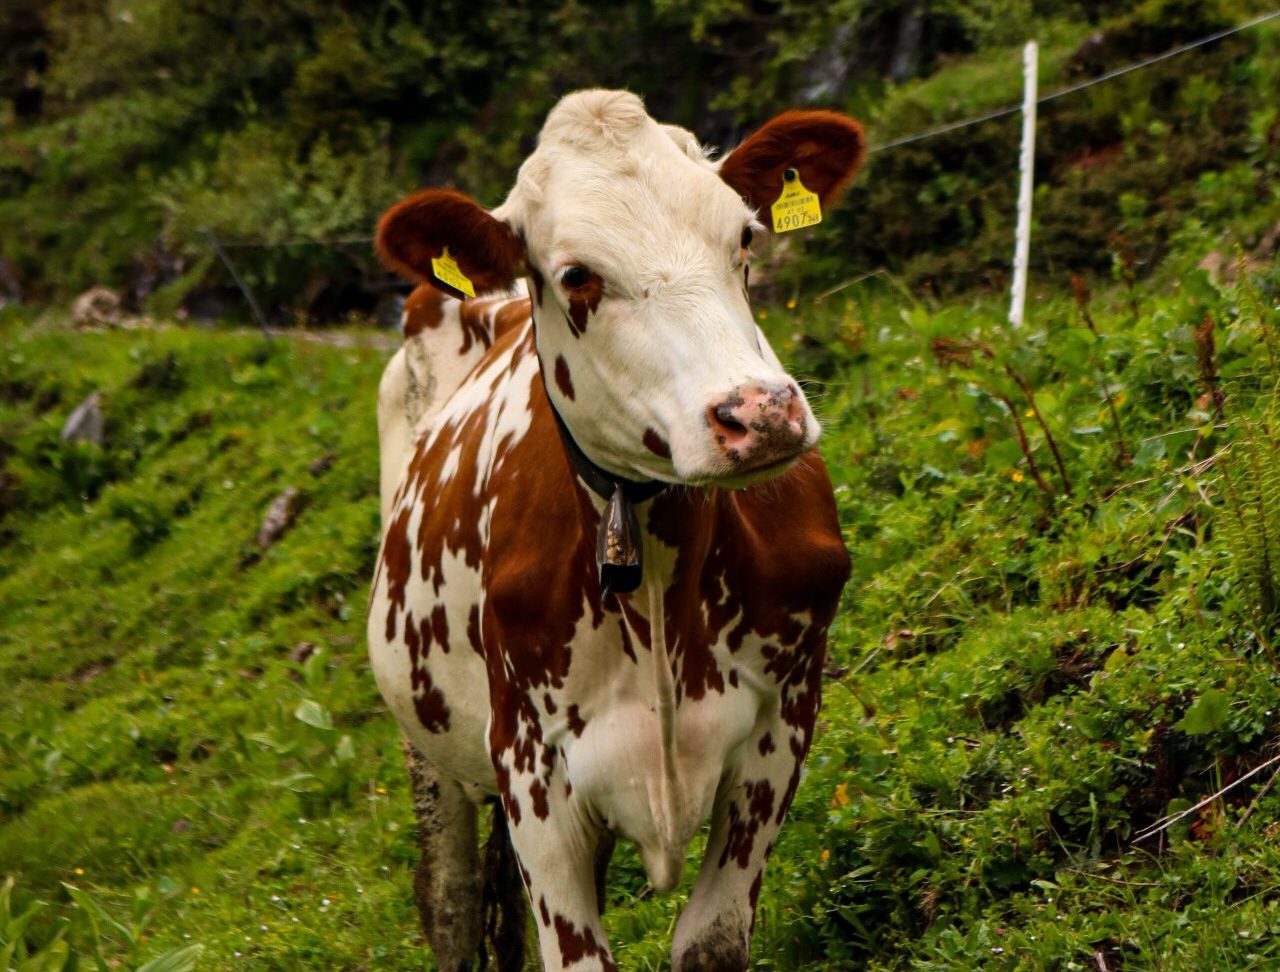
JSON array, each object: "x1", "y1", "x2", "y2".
[{"x1": 598, "y1": 483, "x2": 643, "y2": 595}]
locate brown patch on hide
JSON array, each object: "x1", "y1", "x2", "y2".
[
  {"x1": 402, "y1": 285, "x2": 446, "y2": 338},
  {"x1": 642, "y1": 428, "x2": 671, "y2": 459},
  {"x1": 554, "y1": 355, "x2": 575, "y2": 400},
  {"x1": 565, "y1": 275, "x2": 603, "y2": 337}
]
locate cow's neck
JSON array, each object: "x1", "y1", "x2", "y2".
[
  {"x1": 548, "y1": 402, "x2": 666, "y2": 507},
  {"x1": 536, "y1": 322, "x2": 667, "y2": 597}
]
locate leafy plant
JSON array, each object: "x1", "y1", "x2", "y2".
[
  {"x1": 0, "y1": 876, "x2": 72, "y2": 972},
  {"x1": 0, "y1": 876, "x2": 204, "y2": 972},
  {"x1": 924, "y1": 316, "x2": 1072, "y2": 498}
]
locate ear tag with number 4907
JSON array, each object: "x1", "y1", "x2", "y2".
[
  {"x1": 431, "y1": 247, "x2": 476, "y2": 298},
  {"x1": 771, "y1": 168, "x2": 822, "y2": 234}
]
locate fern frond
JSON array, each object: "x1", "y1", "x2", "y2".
[{"x1": 1214, "y1": 399, "x2": 1280, "y2": 627}]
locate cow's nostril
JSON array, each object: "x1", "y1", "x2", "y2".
[{"x1": 713, "y1": 404, "x2": 747, "y2": 435}]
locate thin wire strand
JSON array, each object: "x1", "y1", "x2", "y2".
[
  {"x1": 216, "y1": 235, "x2": 375, "y2": 249},
  {"x1": 867, "y1": 8, "x2": 1280, "y2": 153}
]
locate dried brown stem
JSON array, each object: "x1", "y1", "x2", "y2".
[
  {"x1": 1071, "y1": 275, "x2": 1097, "y2": 334},
  {"x1": 1005, "y1": 365, "x2": 1073, "y2": 497},
  {"x1": 1194, "y1": 312, "x2": 1225, "y2": 422},
  {"x1": 993, "y1": 388, "x2": 1054, "y2": 496}
]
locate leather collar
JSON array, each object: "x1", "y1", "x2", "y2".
[{"x1": 545, "y1": 404, "x2": 668, "y2": 505}]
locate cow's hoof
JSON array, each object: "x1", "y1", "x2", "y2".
[{"x1": 672, "y1": 917, "x2": 748, "y2": 972}]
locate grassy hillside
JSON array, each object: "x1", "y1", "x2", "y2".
[
  {"x1": 5, "y1": 1, "x2": 1280, "y2": 969},
  {"x1": 4, "y1": 225, "x2": 1280, "y2": 969},
  {"x1": 0, "y1": 323, "x2": 415, "y2": 968}
]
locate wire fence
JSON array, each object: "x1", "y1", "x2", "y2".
[
  {"x1": 867, "y1": 7, "x2": 1280, "y2": 153},
  {"x1": 203, "y1": 8, "x2": 1280, "y2": 326}
]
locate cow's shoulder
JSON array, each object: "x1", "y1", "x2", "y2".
[
  {"x1": 729, "y1": 452, "x2": 851, "y2": 607},
  {"x1": 650, "y1": 452, "x2": 849, "y2": 624},
  {"x1": 387, "y1": 315, "x2": 540, "y2": 594}
]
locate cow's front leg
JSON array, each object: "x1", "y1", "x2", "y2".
[
  {"x1": 491, "y1": 726, "x2": 615, "y2": 972},
  {"x1": 672, "y1": 655, "x2": 824, "y2": 972},
  {"x1": 670, "y1": 720, "x2": 798, "y2": 972}
]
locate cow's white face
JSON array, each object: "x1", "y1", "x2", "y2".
[
  {"x1": 499, "y1": 96, "x2": 806, "y2": 486},
  {"x1": 376, "y1": 90, "x2": 865, "y2": 488}
]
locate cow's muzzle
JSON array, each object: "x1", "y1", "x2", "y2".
[{"x1": 706, "y1": 381, "x2": 808, "y2": 473}]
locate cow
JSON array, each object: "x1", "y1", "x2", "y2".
[{"x1": 367, "y1": 89, "x2": 862, "y2": 972}]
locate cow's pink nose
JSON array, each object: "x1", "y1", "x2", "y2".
[{"x1": 707, "y1": 382, "x2": 807, "y2": 469}]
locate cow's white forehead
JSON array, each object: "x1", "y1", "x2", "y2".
[{"x1": 497, "y1": 90, "x2": 753, "y2": 269}]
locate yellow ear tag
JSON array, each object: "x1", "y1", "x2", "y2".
[
  {"x1": 431, "y1": 247, "x2": 476, "y2": 298},
  {"x1": 771, "y1": 168, "x2": 822, "y2": 234}
]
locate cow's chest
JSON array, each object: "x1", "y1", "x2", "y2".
[{"x1": 375, "y1": 536, "x2": 804, "y2": 805}]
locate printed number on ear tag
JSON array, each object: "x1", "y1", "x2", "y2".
[
  {"x1": 431, "y1": 247, "x2": 476, "y2": 298},
  {"x1": 771, "y1": 168, "x2": 822, "y2": 234}
]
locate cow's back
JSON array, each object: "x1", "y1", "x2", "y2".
[
  {"x1": 377, "y1": 286, "x2": 532, "y2": 522},
  {"x1": 371, "y1": 291, "x2": 539, "y2": 786}
]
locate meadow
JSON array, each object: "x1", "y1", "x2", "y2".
[
  {"x1": 4, "y1": 235, "x2": 1280, "y2": 969},
  {"x1": 5, "y1": 1, "x2": 1280, "y2": 968}
]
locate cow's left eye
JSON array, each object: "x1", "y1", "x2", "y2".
[
  {"x1": 741, "y1": 226, "x2": 753, "y2": 249},
  {"x1": 561, "y1": 265, "x2": 592, "y2": 289}
]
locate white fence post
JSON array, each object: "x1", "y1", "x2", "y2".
[{"x1": 1009, "y1": 40, "x2": 1038, "y2": 328}]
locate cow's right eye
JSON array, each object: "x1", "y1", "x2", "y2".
[{"x1": 561, "y1": 265, "x2": 592, "y2": 289}]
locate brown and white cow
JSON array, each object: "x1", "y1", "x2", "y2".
[{"x1": 368, "y1": 90, "x2": 861, "y2": 972}]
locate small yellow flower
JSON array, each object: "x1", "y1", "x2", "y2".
[
  {"x1": 375, "y1": 785, "x2": 387, "y2": 795},
  {"x1": 1024, "y1": 409, "x2": 1034, "y2": 418},
  {"x1": 757, "y1": 310, "x2": 768, "y2": 320},
  {"x1": 831, "y1": 782, "x2": 850, "y2": 809},
  {"x1": 786, "y1": 298, "x2": 797, "y2": 310},
  {"x1": 74, "y1": 867, "x2": 85, "y2": 875},
  {"x1": 820, "y1": 848, "x2": 831, "y2": 864},
  {"x1": 191, "y1": 887, "x2": 200, "y2": 895},
  {"x1": 1011, "y1": 470, "x2": 1025, "y2": 482}
]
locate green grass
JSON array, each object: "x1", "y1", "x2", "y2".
[
  {"x1": 4, "y1": 246, "x2": 1280, "y2": 970},
  {"x1": 0, "y1": 320, "x2": 426, "y2": 968}
]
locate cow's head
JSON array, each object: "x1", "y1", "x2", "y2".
[{"x1": 377, "y1": 89, "x2": 865, "y2": 487}]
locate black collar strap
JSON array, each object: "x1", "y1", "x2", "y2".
[
  {"x1": 546, "y1": 405, "x2": 668, "y2": 505},
  {"x1": 532, "y1": 309, "x2": 667, "y2": 596}
]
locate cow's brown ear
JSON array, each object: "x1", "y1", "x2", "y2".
[
  {"x1": 718, "y1": 110, "x2": 866, "y2": 217},
  {"x1": 376, "y1": 189, "x2": 526, "y2": 299}
]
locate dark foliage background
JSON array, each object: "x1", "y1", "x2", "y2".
[{"x1": 4, "y1": 0, "x2": 1274, "y2": 321}]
